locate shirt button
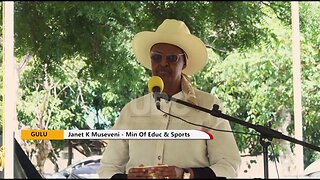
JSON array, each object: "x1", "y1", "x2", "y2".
[{"x1": 157, "y1": 155, "x2": 161, "y2": 160}]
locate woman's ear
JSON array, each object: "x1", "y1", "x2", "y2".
[
  {"x1": 182, "y1": 63, "x2": 187, "y2": 70},
  {"x1": 182, "y1": 57, "x2": 187, "y2": 69}
]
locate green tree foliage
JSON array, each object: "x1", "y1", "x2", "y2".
[
  {"x1": 15, "y1": 1, "x2": 149, "y2": 126},
  {"x1": 192, "y1": 2, "x2": 320, "y2": 169}
]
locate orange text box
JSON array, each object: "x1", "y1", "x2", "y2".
[{"x1": 21, "y1": 130, "x2": 64, "y2": 140}]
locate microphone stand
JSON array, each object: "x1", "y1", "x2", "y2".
[{"x1": 157, "y1": 93, "x2": 320, "y2": 179}]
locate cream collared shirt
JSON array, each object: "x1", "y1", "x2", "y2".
[{"x1": 98, "y1": 89, "x2": 241, "y2": 178}]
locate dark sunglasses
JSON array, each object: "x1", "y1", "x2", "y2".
[{"x1": 150, "y1": 52, "x2": 185, "y2": 64}]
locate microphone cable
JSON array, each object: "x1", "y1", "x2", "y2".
[
  {"x1": 271, "y1": 143, "x2": 280, "y2": 178},
  {"x1": 158, "y1": 107, "x2": 259, "y2": 136}
]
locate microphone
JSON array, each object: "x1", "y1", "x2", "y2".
[{"x1": 148, "y1": 76, "x2": 164, "y2": 110}]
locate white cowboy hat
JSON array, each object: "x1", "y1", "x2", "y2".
[{"x1": 132, "y1": 19, "x2": 208, "y2": 75}]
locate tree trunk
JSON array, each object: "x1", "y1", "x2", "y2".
[
  {"x1": 35, "y1": 140, "x2": 52, "y2": 174},
  {"x1": 67, "y1": 140, "x2": 73, "y2": 166},
  {"x1": 275, "y1": 107, "x2": 296, "y2": 177}
]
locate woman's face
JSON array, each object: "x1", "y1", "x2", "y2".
[{"x1": 150, "y1": 43, "x2": 186, "y2": 94}]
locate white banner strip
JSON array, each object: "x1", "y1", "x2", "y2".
[{"x1": 64, "y1": 130, "x2": 213, "y2": 140}]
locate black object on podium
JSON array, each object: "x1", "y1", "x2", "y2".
[
  {"x1": 14, "y1": 138, "x2": 43, "y2": 179},
  {"x1": 156, "y1": 93, "x2": 320, "y2": 179}
]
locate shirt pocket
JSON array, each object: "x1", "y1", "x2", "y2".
[{"x1": 128, "y1": 115, "x2": 165, "y2": 130}]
